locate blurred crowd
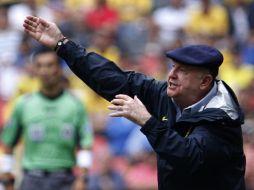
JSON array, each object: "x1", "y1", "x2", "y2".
[{"x1": 0, "y1": 0, "x2": 254, "y2": 189}]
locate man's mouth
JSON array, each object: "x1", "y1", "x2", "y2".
[{"x1": 169, "y1": 82, "x2": 178, "y2": 88}]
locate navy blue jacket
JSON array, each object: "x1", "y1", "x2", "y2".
[{"x1": 58, "y1": 41, "x2": 246, "y2": 190}]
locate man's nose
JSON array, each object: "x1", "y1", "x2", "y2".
[{"x1": 168, "y1": 68, "x2": 176, "y2": 78}]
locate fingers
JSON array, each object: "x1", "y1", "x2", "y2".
[
  {"x1": 108, "y1": 105, "x2": 125, "y2": 117},
  {"x1": 108, "y1": 105, "x2": 123, "y2": 111},
  {"x1": 39, "y1": 17, "x2": 50, "y2": 28},
  {"x1": 23, "y1": 16, "x2": 49, "y2": 32},
  {"x1": 23, "y1": 21, "x2": 35, "y2": 32},
  {"x1": 26, "y1": 15, "x2": 38, "y2": 22},
  {"x1": 115, "y1": 94, "x2": 131, "y2": 101},
  {"x1": 23, "y1": 24, "x2": 35, "y2": 33},
  {"x1": 110, "y1": 98, "x2": 124, "y2": 106},
  {"x1": 23, "y1": 16, "x2": 39, "y2": 34},
  {"x1": 110, "y1": 94, "x2": 131, "y2": 105},
  {"x1": 110, "y1": 94, "x2": 143, "y2": 106},
  {"x1": 109, "y1": 95, "x2": 130, "y2": 117},
  {"x1": 108, "y1": 94, "x2": 141, "y2": 117},
  {"x1": 24, "y1": 16, "x2": 38, "y2": 27}
]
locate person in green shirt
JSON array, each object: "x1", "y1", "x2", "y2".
[{"x1": 0, "y1": 46, "x2": 93, "y2": 190}]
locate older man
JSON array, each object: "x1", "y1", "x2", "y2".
[{"x1": 23, "y1": 16, "x2": 245, "y2": 190}]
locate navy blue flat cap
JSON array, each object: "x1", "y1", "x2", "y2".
[{"x1": 166, "y1": 45, "x2": 224, "y2": 68}]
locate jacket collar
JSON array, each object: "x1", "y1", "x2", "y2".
[{"x1": 173, "y1": 81, "x2": 217, "y2": 121}]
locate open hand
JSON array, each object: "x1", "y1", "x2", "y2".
[
  {"x1": 108, "y1": 94, "x2": 151, "y2": 126},
  {"x1": 23, "y1": 16, "x2": 64, "y2": 49}
]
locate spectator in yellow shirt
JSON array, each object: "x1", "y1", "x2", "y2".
[{"x1": 185, "y1": 0, "x2": 229, "y2": 38}]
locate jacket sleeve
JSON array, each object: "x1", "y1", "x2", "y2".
[
  {"x1": 57, "y1": 40, "x2": 167, "y2": 115},
  {"x1": 141, "y1": 117, "x2": 236, "y2": 174}
]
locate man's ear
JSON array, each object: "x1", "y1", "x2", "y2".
[{"x1": 200, "y1": 74, "x2": 213, "y2": 90}]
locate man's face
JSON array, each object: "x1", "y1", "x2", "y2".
[
  {"x1": 35, "y1": 52, "x2": 62, "y2": 89},
  {"x1": 167, "y1": 62, "x2": 208, "y2": 103}
]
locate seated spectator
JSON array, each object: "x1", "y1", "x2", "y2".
[
  {"x1": 89, "y1": 139, "x2": 126, "y2": 190},
  {"x1": 224, "y1": 0, "x2": 251, "y2": 45},
  {"x1": 238, "y1": 78, "x2": 254, "y2": 118},
  {"x1": 219, "y1": 46, "x2": 254, "y2": 93},
  {"x1": 64, "y1": 0, "x2": 94, "y2": 13},
  {"x1": 104, "y1": 117, "x2": 136, "y2": 156},
  {"x1": 242, "y1": 119, "x2": 254, "y2": 190},
  {"x1": 8, "y1": 0, "x2": 55, "y2": 30},
  {"x1": 0, "y1": 96, "x2": 7, "y2": 130},
  {"x1": 185, "y1": 0, "x2": 229, "y2": 39},
  {"x1": 107, "y1": 0, "x2": 152, "y2": 22},
  {"x1": 241, "y1": 30, "x2": 254, "y2": 66},
  {"x1": 124, "y1": 151, "x2": 157, "y2": 190},
  {"x1": 84, "y1": 0, "x2": 119, "y2": 32},
  {"x1": 0, "y1": 5, "x2": 23, "y2": 66},
  {"x1": 124, "y1": 127, "x2": 153, "y2": 161},
  {"x1": 152, "y1": 0, "x2": 190, "y2": 48},
  {"x1": 87, "y1": 27, "x2": 121, "y2": 63}
]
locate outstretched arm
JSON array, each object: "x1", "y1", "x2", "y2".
[
  {"x1": 23, "y1": 16, "x2": 64, "y2": 48},
  {"x1": 23, "y1": 16, "x2": 165, "y2": 116}
]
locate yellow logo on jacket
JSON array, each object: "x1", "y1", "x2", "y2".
[{"x1": 162, "y1": 116, "x2": 168, "y2": 121}]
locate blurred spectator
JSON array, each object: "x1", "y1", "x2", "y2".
[
  {"x1": 248, "y1": 0, "x2": 254, "y2": 30},
  {"x1": 64, "y1": 0, "x2": 94, "y2": 14},
  {"x1": 8, "y1": 0, "x2": 55, "y2": 30},
  {"x1": 124, "y1": 127, "x2": 153, "y2": 160},
  {"x1": 0, "y1": 65, "x2": 21, "y2": 101},
  {"x1": 107, "y1": 0, "x2": 153, "y2": 59},
  {"x1": 152, "y1": 0, "x2": 171, "y2": 10},
  {"x1": 88, "y1": 143, "x2": 126, "y2": 190},
  {"x1": 104, "y1": 117, "x2": 136, "y2": 156},
  {"x1": 185, "y1": 0, "x2": 229, "y2": 39},
  {"x1": 219, "y1": 46, "x2": 254, "y2": 93},
  {"x1": 152, "y1": 0, "x2": 190, "y2": 48},
  {"x1": 88, "y1": 27, "x2": 121, "y2": 63},
  {"x1": 84, "y1": 0, "x2": 119, "y2": 32},
  {"x1": 241, "y1": 30, "x2": 254, "y2": 65},
  {"x1": 14, "y1": 61, "x2": 40, "y2": 97},
  {"x1": 14, "y1": 34, "x2": 33, "y2": 68},
  {"x1": 142, "y1": 15, "x2": 161, "y2": 47},
  {"x1": 0, "y1": 5, "x2": 23, "y2": 66},
  {"x1": 107, "y1": 0, "x2": 153, "y2": 22},
  {"x1": 242, "y1": 119, "x2": 254, "y2": 190},
  {"x1": 136, "y1": 15, "x2": 167, "y2": 79},
  {"x1": 238, "y1": 78, "x2": 254, "y2": 118},
  {"x1": 137, "y1": 43, "x2": 165, "y2": 79},
  {"x1": 0, "y1": 97, "x2": 7, "y2": 130},
  {"x1": 1, "y1": 35, "x2": 40, "y2": 121},
  {"x1": 68, "y1": 73, "x2": 110, "y2": 142},
  {"x1": 2, "y1": 59, "x2": 40, "y2": 127},
  {"x1": 123, "y1": 127, "x2": 156, "y2": 190},
  {"x1": 225, "y1": 0, "x2": 251, "y2": 45},
  {"x1": 117, "y1": 19, "x2": 148, "y2": 59},
  {"x1": 124, "y1": 151, "x2": 157, "y2": 190},
  {"x1": 57, "y1": 9, "x2": 90, "y2": 47}
]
